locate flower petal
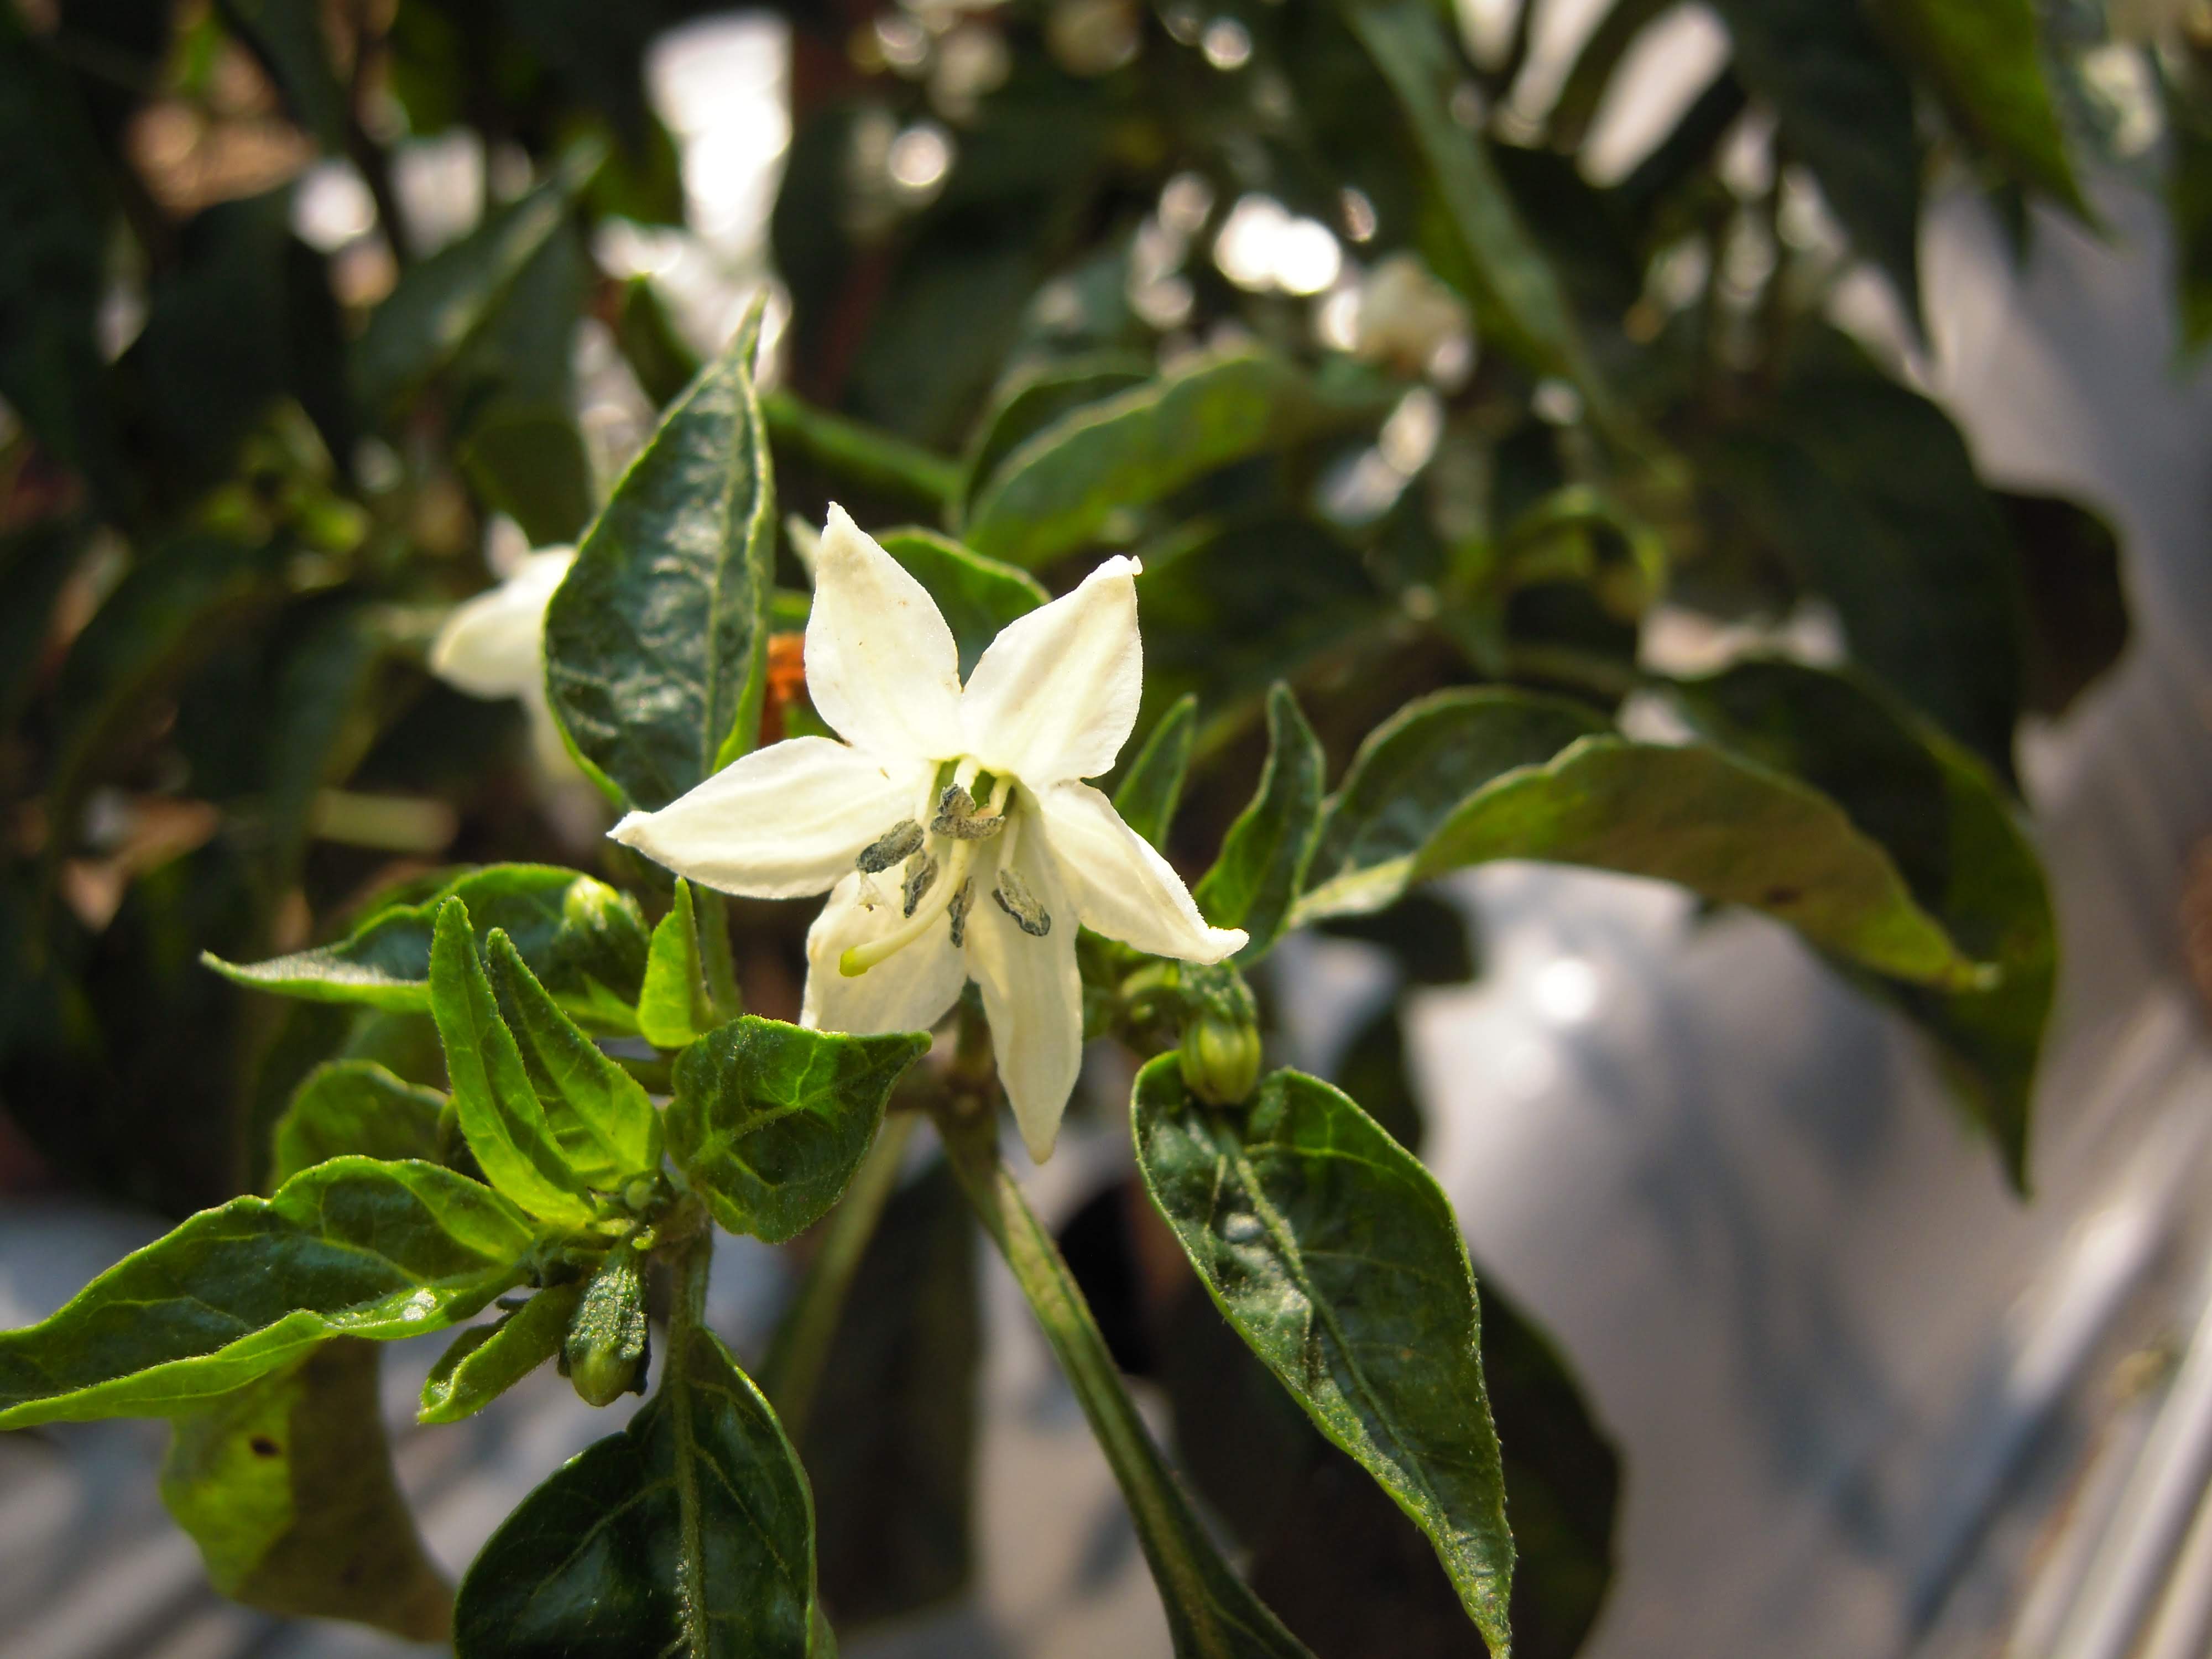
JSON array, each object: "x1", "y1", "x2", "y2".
[
  {"x1": 1036, "y1": 781, "x2": 1246, "y2": 963},
  {"x1": 609, "y1": 737, "x2": 921, "y2": 899},
  {"x1": 802, "y1": 873, "x2": 967, "y2": 1035},
  {"x1": 429, "y1": 550, "x2": 575, "y2": 699},
  {"x1": 966, "y1": 823, "x2": 1084, "y2": 1161},
  {"x1": 806, "y1": 504, "x2": 964, "y2": 763},
  {"x1": 960, "y1": 555, "x2": 1142, "y2": 785}
]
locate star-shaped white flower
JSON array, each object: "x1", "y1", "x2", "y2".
[
  {"x1": 611, "y1": 506, "x2": 1246, "y2": 1160},
  {"x1": 429, "y1": 546, "x2": 577, "y2": 775}
]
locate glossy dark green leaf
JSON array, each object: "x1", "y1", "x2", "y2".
[
  {"x1": 639, "y1": 879, "x2": 718, "y2": 1049},
  {"x1": 873, "y1": 526, "x2": 1048, "y2": 679},
  {"x1": 484, "y1": 928, "x2": 662, "y2": 1187},
  {"x1": 353, "y1": 154, "x2": 596, "y2": 416},
  {"x1": 965, "y1": 351, "x2": 1384, "y2": 568},
  {"x1": 458, "y1": 401, "x2": 597, "y2": 545},
  {"x1": 545, "y1": 302, "x2": 774, "y2": 810},
  {"x1": 1113, "y1": 693, "x2": 1199, "y2": 852},
  {"x1": 1669, "y1": 659, "x2": 2055, "y2": 1188},
  {"x1": 1196, "y1": 684, "x2": 1325, "y2": 963},
  {"x1": 430, "y1": 899, "x2": 598, "y2": 1225},
  {"x1": 1999, "y1": 491, "x2": 2130, "y2": 718},
  {"x1": 801, "y1": 1160, "x2": 979, "y2": 1629},
  {"x1": 667, "y1": 1018, "x2": 931, "y2": 1245},
  {"x1": 161, "y1": 1338, "x2": 450, "y2": 1639},
  {"x1": 208, "y1": 863, "x2": 649, "y2": 1032},
  {"x1": 1134, "y1": 1060, "x2": 1513, "y2": 1657},
  {"x1": 1343, "y1": 0, "x2": 1613, "y2": 417},
  {"x1": 270, "y1": 1059, "x2": 447, "y2": 1187},
  {"x1": 960, "y1": 352, "x2": 1152, "y2": 511},
  {"x1": 420, "y1": 1282, "x2": 585, "y2": 1424},
  {"x1": 1873, "y1": 0, "x2": 2086, "y2": 217},
  {"x1": 935, "y1": 1108, "x2": 1313, "y2": 1659},
  {"x1": 1300, "y1": 689, "x2": 1609, "y2": 919},
  {"x1": 1707, "y1": 0, "x2": 1924, "y2": 325},
  {"x1": 455, "y1": 1322, "x2": 816, "y2": 1659},
  {"x1": 0, "y1": 1157, "x2": 534, "y2": 1428}
]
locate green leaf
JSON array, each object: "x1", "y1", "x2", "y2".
[
  {"x1": 208, "y1": 863, "x2": 650, "y2": 1031},
  {"x1": 270, "y1": 1059, "x2": 447, "y2": 1187},
  {"x1": 1134, "y1": 1060, "x2": 1513, "y2": 1656},
  {"x1": 667, "y1": 1018, "x2": 931, "y2": 1244},
  {"x1": 1706, "y1": 0, "x2": 1924, "y2": 326},
  {"x1": 960, "y1": 352, "x2": 1152, "y2": 511},
  {"x1": 419, "y1": 1282, "x2": 586, "y2": 1424},
  {"x1": 1302, "y1": 733, "x2": 1987, "y2": 989},
  {"x1": 617, "y1": 274, "x2": 702, "y2": 408},
  {"x1": 259, "y1": 597, "x2": 392, "y2": 888},
  {"x1": 1299, "y1": 688, "x2": 1610, "y2": 919},
  {"x1": 429, "y1": 898, "x2": 598, "y2": 1225},
  {"x1": 2175, "y1": 111, "x2": 2212, "y2": 352},
  {"x1": 545, "y1": 301, "x2": 775, "y2": 810},
  {"x1": 639, "y1": 879, "x2": 719, "y2": 1049},
  {"x1": 935, "y1": 1108, "x2": 1314, "y2": 1659},
  {"x1": 1668, "y1": 659, "x2": 2056, "y2": 1188},
  {"x1": 1196, "y1": 684, "x2": 1326, "y2": 963},
  {"x1": 458, "y1": 401, "x2": 597, "y2": 545},
  {"x1": 761, "y1": 389, "x2": 964, "y2": 512},
  {"x1": 1113, "y1": 693, "x2": 1199, "y2": 851},
  {"x1": 964, "y1": 351, "x2": 1385, "y2": 568},
  {"x1": 0, "y1": 515, "x2": 87, "y2": 731},
  {"x1": 216, "y1": 0, "x2": 348, "y2": 151},
  {"x1": 484, "y1": 928, "x2": 662, "y2": 1187},
  {"x1": 1872, "y1": 0, "x2": 2086, "y2": 218},
  {"x1": 874, "y1": 526, "x2": 1048, "y2": 679},
  {"x1": 0, "y1": 1156, "x2": 534, "y2": 1428},
  {"x1": 161, "y1": 1338, "x2": 450, "y2": 1639},
  {"x1": 1343, "y1": 0, "x2": 1616, "y2": 423},
  {"x1": 353, "y1": 154, "x2": 596, "y2": 415},
  {"x1": 2000, "y1": 491, "x2": 2130, "y2": 719},
  {"x1": 455, "y1": 1322, "x2": 817, "y2": 1659}
]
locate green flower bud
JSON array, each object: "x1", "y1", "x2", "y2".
[
  {"x1": 1179, "y1": 1009, "x2": 1263, "y2": 1107},
  {"x1": 562, "y1": 1243, "x2": 650, "y2": 1407}
]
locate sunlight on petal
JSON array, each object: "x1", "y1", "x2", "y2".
[
  {"x1": 961, "y1": 555, "x2": 1142, "y2": 786},
  {"x1": 806, "y1": 505, "x2": 966, "y2": 764},
  {"x1": 802, "y1": 872, "x2": 967, "y2": 1034},
  {"x1": 1036, "y1": 781, "x2": 1245, "y2": 962}
]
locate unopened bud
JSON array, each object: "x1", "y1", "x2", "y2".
[
  {"x1": 562, "y1": 1243, "x2": 650, "y2": 1407},
  {"x1": 1179, "y1": 1010, "x2": 1262, "y2": 1107}
]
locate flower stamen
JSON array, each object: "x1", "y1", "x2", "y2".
[
  {"x1": 857, "y1": 819, "x2": 925, "y2": 873},
  {"x1": 992, "y1": 867, "x2": 1051, "y2": 937},
  {"x1": 839, "y1": 771, "x2": 1008, "y2": 977}
]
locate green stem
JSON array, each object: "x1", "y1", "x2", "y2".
[
  {"x1": 694, "y1": 889, "x2": 743, "y2": 1019},
  {"x1": 761, "y1": 391, "x2": 963, "y2": 516},
  {"x1": 932, "y1": 1100, "x2": 1311, "y2": 1659},
  {"x1": 758, "y1": 1111, "x2": 918, "y2": 1442}
]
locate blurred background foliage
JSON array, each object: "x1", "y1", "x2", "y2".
[{"x1": 0, "y1": 0, "x2": 2186, "y2": 1651}]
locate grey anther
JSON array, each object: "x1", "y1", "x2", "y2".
[
  {"x1": 992, "y1": 869, "x2": 1052, "y2": 937},
  {"x1": 947, "y1": 878, "x2": 976, "y2": 947},
  {"x1": 901, "y1": 852, "x2": 940, "y2": 917},
  {"x1": 931, "y1": 783, "x2": 1005, "y2": 840},
  {"x1": 857, "y1": 818, "x2": 925, "y2": 874}
]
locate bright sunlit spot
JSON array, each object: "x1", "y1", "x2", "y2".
[
  {"x1": 1531, "y1": 957, "x2": 1601, "y2": 1025},
  {"x1": 1214, "y1": 195, "x2": 1343, "y2": 296}
]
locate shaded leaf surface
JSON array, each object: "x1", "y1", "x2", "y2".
[
  {"x1": 1113, "y1": 693, "x2": 1199, "y2": 852},
  {"x1": 270, "y1": 1060, "x2": 446, "y2": 1188},
  {"x1": 1134, "y1": 1060, "x2": 1514, "y2": 1657},
  {"x1": 1196, "y1": 684, "x2": 1325, "y2": 963},
  {"x1": 668, "y1": 1018, "x2": 930, "y2": 1244},
  {"x1": 961, "y1": 352, "x2": 1152, "y2": 510},
  {"x1": 0, "y1": 1157, "x2": 534, "y2": 1427}
]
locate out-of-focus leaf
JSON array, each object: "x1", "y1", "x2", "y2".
[
  {"x1": 1997, "y1": 491, "x2": 2130, "y2": 717},
  {"x1": 966, "y1": 352, "x2": 1386, "y2": 568},
  {"x1": 961, "y1": 352, "x2": 1152, "y2": 511},
  {"x1": 0, "y1": 1156, "x2": 534, "y2": 1428},
  {"x1": 1613, "y1": 71, "x2": 1749, "y2": 230},
  {"x1": 763, "y1": 392, "x2": 964, "y2": 514},
  {"x1": 1332, "y1": 1004, "x2": 1425, "y2": 1155},
  {"x1": 874, "y1": 526, "x2": 1047, "y2": 678},
  {"x1": 270, "y1": 1059, "x2": 446, "y2": 1187},
  {"x1": 617, "y1": 275, "x2": 702, "y2": 408},
  {"x1": 419, "y1": 1281, "x2": 583, "y2": 1424},
  {"x1": 803, "y1": 1161, "x2": 979, "y2": 1628},
  {"x1": 1134, "y1": 1060, "x2": 1514, "y2": 1657},
  {"x1": 1113, "y1": 693, "x2": 1199, "y2": 852},
  {"x1": 0, "y1": 515, "x2": 84, "y2": 728},
  {"x1": 208, "y1": 864, "x2": 650, "y2": 1031},
  {"x1": 1196, "y1": 684, "x2": 1325, "y2": 963},
  {"x1": 161, "y1": 1339, "x2": 450, "y2": 1638},
  {"x1": 546, "y1": 303, "x2": 773, "y2": 810},
  {"x1": 454, "y1": 1322, "x2": 817, "y2": 1659},
  {"x1": 216, "y1": 0, "x2": 347, "y2": 149},
  {"x1": 1314, "y1": 891, "x2": 1479, "y2": 987},
  {"x1": 1872, "y1": 0, "x2": 2086, "y2": 217},
  {"x1": 428, "y1": 899, "x2": 597, "y2": 1225},
  {"x1": 667, "y1": 1018, "x2": 930, "y2": 1245},
  {"x1": 1669, "y1": 659, "x2": 2056, "y2": 1188},
  {"x1": 1707, "y1": 0, "x2": 1924, "y2": 325},
  {"x1": 1301, "y1": 689, "x2": 1609, "y2": 918},
  {"x1": 1548, "y1": 0, "x2": 1672, "y2": 149},
  {"x1": 458, "y1": 401, "x2": 596, "y2": 544},
  {"x1": 2174, "y1": 112, "x2": 2212, "y2": 351},
  {"x1": 638, "y1": 879, "x2": 719, "y2": 1050},
  {"x1": 260, "y1": 596, "x2": 390, "y2": 884}
]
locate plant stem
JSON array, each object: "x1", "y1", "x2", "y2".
[
  {"x1": 761, "y1": 391, "x2": 963, "y2": 517},
  {"x1": 694, "y1": 888, "x2": 743, "y2": 1019},
  {"x1": 758, "y1": 1111, "x2": 917, "y2": 1441}
]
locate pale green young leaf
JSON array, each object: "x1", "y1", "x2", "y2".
[
  {"x1": 667, "y1": 1018, "x2": 931, "y2": 1244},
  {"x1": 638, "y1": 878, "x2": 718, "y2": 1050},
  {"x1": 545, "y1": 299, "x2": 774, "y2": 810},
  {"x1": 419, "y1": 1282, "x2": 585, "y2": 1425},
  {"x1": 270, "y1": 1059, "x2": 447, "y2": 1188},
  {"x1": 1133, "y1": 1059, "x2": 1514, "y2": 1657},
  {"x1": 428, "y1": 899, "x2": 596, "y2": 1225},
  {"x1": 455, "y1": 1323, "x2": 817, "y2": 1659},
  {"x1": 0, "y1": 1157, "x2": 534, "y2": 1428},
  {"x1": 1194, "y1": 684, "x2": 1324, "y2": 964},
  {"x1": 1113, "y1": 693, "x2": 1199, "y2": 852},
  {"x1": 162, "y1": 1338, "x2": 451, "y2": 1640}
]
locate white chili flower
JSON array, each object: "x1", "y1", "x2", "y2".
[
  {"x1": 429, "y1": 547, "x2": 578, "y2": 775},
  {"x1": 611, "y1": 506, "x2": 1246, "y2": 1160}
]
